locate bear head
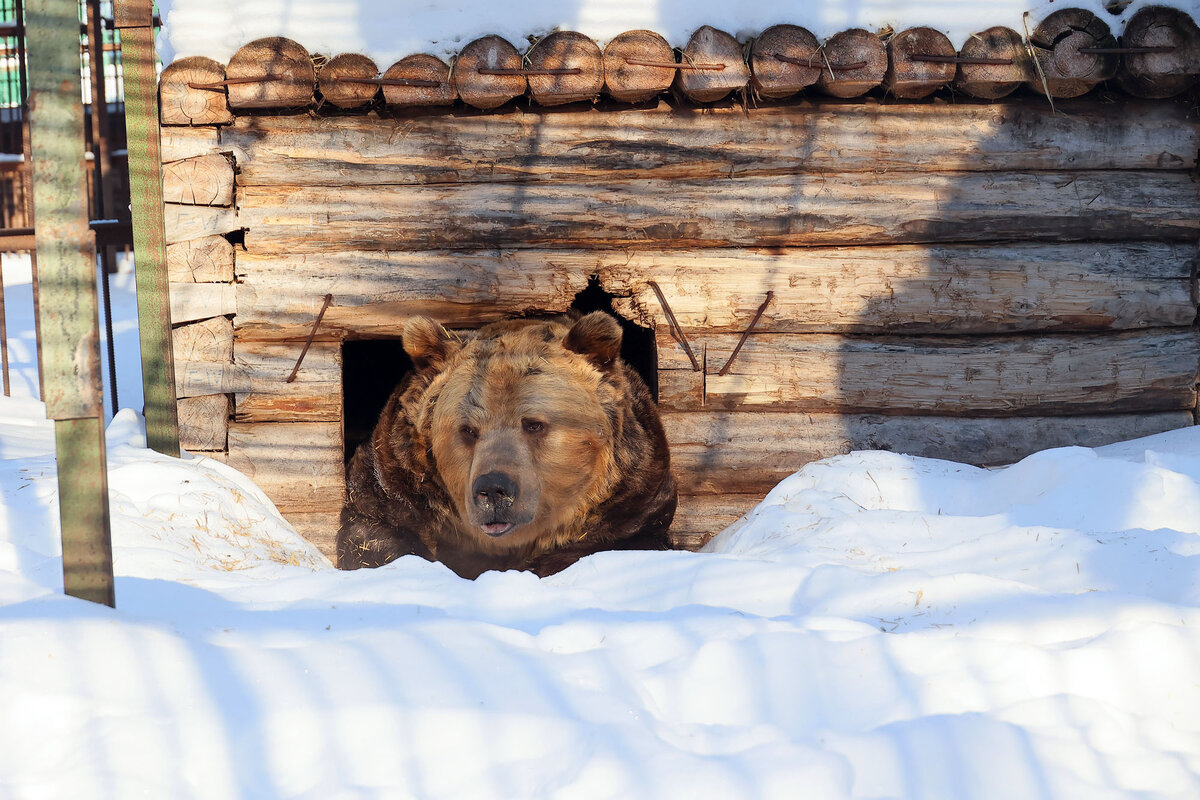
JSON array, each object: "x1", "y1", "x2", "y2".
[{"x1": 401, "y1": 311, "x2": 631, "y2": 554}]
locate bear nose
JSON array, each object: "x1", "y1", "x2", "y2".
[{"x1": 473, "y1": 472, "x2": 519, "y2": 511}]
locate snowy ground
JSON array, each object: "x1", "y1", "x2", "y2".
[
  {"x1": 2, "y1": 256, "x2": 1200, "y2": 798},
  {"x1": 156, "y1": 1, "x2": 1200, "y2": 66}
]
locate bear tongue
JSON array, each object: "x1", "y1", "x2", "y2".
[{"x1": 482, "y1": 522, "x2": 513, "y2": 537}]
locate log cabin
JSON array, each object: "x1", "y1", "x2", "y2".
[{"x1": 158, "y1": 8, "x2": 1200, "y2": 559}]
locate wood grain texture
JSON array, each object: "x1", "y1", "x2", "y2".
[
  {"x1": 230, "y1": 243, "x2": 1196, "y2": 340},
  {"x1": 166, "y1": 235, "x2": 236, "y2": 283},
  {"x1": 178, "y1": 394, "x2": 231, "y2": 451},
  {"x1": 233, "y1": 340, "x2": 342, "y2": 422},
  {"x1": 657, "y1": 330, "x2": 1200, "y2": 415},
  {"x1": 159, "y1": 125, "x2": 222, "y2": 162},
  {"x1": 162, "y1": 154, "x2": 235, "y2": 206},
  {"x1": 664, "y1": 410, "x2": 1197, "y2": 494},
  {"x1": 169, "y1": 282, "x2": 236, "y2": 325},
  {"x1": 223, "y1": 101, "x2": 1200, "y2": 187},
  {"x1": 159, "y1": 56, "x2": 234, "y2": 125},
  {"x1": 172, "y1": 315, "x2": 233, "y2": 366},
  {"x1": 670, "y1": 494, "x2": 760, "y2": 550},
  {"x1": 164, "y1": 203, "x2": 240, "y2": 244},
  {"x1": 224, "y1": 422, "x2": 345, "y2": 512},
  {"x1": 238, "y1": 170, "x2": 1200, "y2": 253}
]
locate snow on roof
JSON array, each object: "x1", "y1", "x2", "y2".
[{"x1": 156, "y1": 0, "x2": 1200, "y2": 66}]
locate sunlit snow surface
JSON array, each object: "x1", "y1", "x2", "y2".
[{"x1": 2, "y1": 395, "x2": 1199, "y2": 797}]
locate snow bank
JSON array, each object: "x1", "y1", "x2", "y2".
[
  {"x1": 156, "y1": 0, "x2": 1200, "y2": 65},
  {"x1": 3, "y1": 389, "x2": 1199, "y2": 797}
]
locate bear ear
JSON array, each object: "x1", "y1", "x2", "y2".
[
  {"x1": 403, "y1": 316, "x2": 454, "y2": 370},
  {"x1": 564, "y1": 312, "x2": 623, "y2": 370}
]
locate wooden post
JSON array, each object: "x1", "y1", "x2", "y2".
[
  {"x1": 116, "y1": 0, "x2": 180, "y2": 456},
  {"x1": 27, "y1": 0, "x2": 114, "y2": 606}
]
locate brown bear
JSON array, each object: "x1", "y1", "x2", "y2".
[{"x1": 337, "y1": 312, "x2": 677, "y2": 578}]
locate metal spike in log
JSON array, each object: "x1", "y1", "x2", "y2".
[
  {"x1": 603, "y1": 29, "x2": 675, "y2": 102},
  {"x1": 159, "y1": 55, "x2": 234, "y2": 125},
  {"x1": 955, "y1": 26, "x2": 1031, "y2": 99},
  {"x1": 749, "y1": 24, "x2": 821, "y2": 99},
  {"x1": 526, "y1": 31, "x2": 604, "y2": 105},
  {"x1": 815, "y1": 28, "x2": 887, "y2": 98},
  {"x1": 884, "y1": 27, "x2": 956, "y2": 99},
  {"x1": 318, "y1": 52, "x2": 379, "y2": 108},
  {"x1": 454, "y1": 35, "x2": 526, "y2": 110},
  {"x1": 381, "y1": 54, "x2": 457, "y2": 106},
  {"x1": 676, "y1": 26, "x2": 750, "y2": 103},
  {"x1": 225, "y1": 36, "x2": 315, "y2": 109},
  {"x1": 1026, "y1": 8, "x2": 1118, "y2": 99},
  {"x1": 1116, "y1": 6, "x2": 1200, "y2": 99}
]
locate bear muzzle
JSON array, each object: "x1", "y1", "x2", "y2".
[{"x1": 472, "y1": 471, "x2": 522, "y2": 537}]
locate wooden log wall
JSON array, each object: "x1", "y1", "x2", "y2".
[{"x1": 157, "y1": 10, "x2": 1200, "y2": 559}]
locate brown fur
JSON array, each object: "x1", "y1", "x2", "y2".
[{"x1": 337, "y1": 312, "x2": 677, "y2": 578}]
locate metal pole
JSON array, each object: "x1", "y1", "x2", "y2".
[
  {"x1": 115, "y1": 0, "x2": 177, "y2": 456},
  {"x1": 26, "y1": 0, "x2": 114, "y2": 606},
  {"x1": 86, "y1": 0, "x2": 118, "y2": 416}
]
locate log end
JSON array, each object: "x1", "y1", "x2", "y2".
[
  {"x1": 381, "y1": 54, "x2": 457, "y2": 106},
  {"x1": 453, "y1": 35, "x2": 527, "y2": 110},
  {"x1": 318, "y1": 53, "x2": 380, "y2": 109},
  {"x1": 160, "y1": 56, "x2": 235, "y2": 125},
  {"x1": 676, "y1": 26, "x2": 750, "y2": 104},
  {"x1": 1027, "y1": 9, "x2": 1118, "y2": 98},
  {"x1": 815, "y1": 28, "x2": 888, "y2": 98},
  {"x1": 1116, "y1": 6, "x2": 1200, "y2": 99},
  {"x1": 955, "y1": 26, "x2": 1032, "y2": 99},
  {"x1": 527, "y1": 31, "x2": 604, "y2": 106},
  {"x1": 884, "y1": 27, "x2": 956, "y2": 99},
  {"x1": 226, "y1": 37, "x2": 316, "y2": 110},
  {"x1": 749, "y1": 24, "x2": 821, "y2": 99},
  {"x1": 603, "y1": 29, "x2": 675, "y2": 103}
]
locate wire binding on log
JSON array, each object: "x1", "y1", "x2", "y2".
[
  {"x1": 1077, "y1": 46, "x2": 1176, "y2": 54},
  {"x1": 647, "y1": 281, "x2": 701, "y2": 372},
  {"x1": 333, "y1": 76, "x2": 441, "y2": 87},
  {"x1": 717, "y1": 292, "x2": 774, "y2": 377},
  {"x1": 477, "y1": 67, "x2": 583, "y2": 76},
  {"x1": 774, "y1": 53, "x2": 867, "y2": 70},
  {"x1": 287, "y1": 293, "x2": 334, "y2": 383},
  {"x1": 188, "y1": 75, "x2": 283, "y2": 90},
  {"x1": 623, "y1": 58, "x2": 726, "y2": 71},
  {"x1": 909, "y1": 54, "x2": 1014, "y2": 65}
]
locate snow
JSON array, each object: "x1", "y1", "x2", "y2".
[
  {"x1": 156, "y1": 0, "x2": 1200, "y2": 65},
  {"x1": 2, "y1": 252, "x2": 1200, "y2": 797}
]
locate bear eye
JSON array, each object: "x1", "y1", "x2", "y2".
[
  {"x1": 460, "y1": 424, "x2": 479, "y2": 442},
  {"x1": 521, "y1": 419, "x2": 546, "y2": 435}
]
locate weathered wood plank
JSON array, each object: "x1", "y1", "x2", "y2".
[
  {"x1": 164, "y1": 203, "x2": 240, "y2": 244},
  {"x1": 657, "y1": 330, "x2": 1200, "y2": 415},
  {"x1": 225, "y1": 422, "x2": 345, "y2": 512},
  {"x1": 167, "y1": 235, "x2": 236, "y2": 283},
  {"x1": 671, "y1": 494, "x2": 760, "y2": 550},
  {"x1": 175, "y1": 360, "x2": 249, "y2": 398},
  {"x1": 233, "y1": 340, "x2": 342, "y2": 422},
  {"x1": 238, "y1": 171, "x2": 1200, "y2": 253},
  {"x1": 162, "y1": 154, "x2": 235, "y2": 206},
  {"x1": 279, "y1": 510, "x2": 341, "y2": 562},
  {"x1": 175, "y1": 339, "x2": 341, "y2": 405},
  {"x1": 159, "y1": 125, "x2": 221, "y2": 162},
  {"x1": 664, "y1": 410, "x2": 1196, "y2": 494},
  {"x1": 169, "y1": 282, "x2": 236, "y2": 325},
  {"x1": 224, "y1": 100, "x2": 1199, "y2": 187},
  {"x1": 178, "y1": 393, "x2": 231, "y2": 452},
  {"x1": 172, "y1": 315, "x2": 233, "y2": 364},
  {"x1": 230, "y1": 243, "x2": 1196, "y2": 339}
]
